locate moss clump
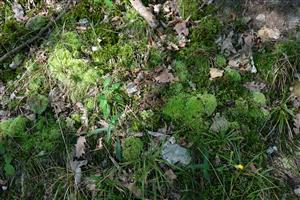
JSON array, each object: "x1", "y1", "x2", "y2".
[
  {"x1": 190, "y1": 17, "x2": 221, "y2": 47},
  {"x1": 163, "y1": 93, "x2": 217, "y2": 130},
  {"x1": 215, "y1": 54, "x2": 227, "y2": 67},
  {"x1": 48, "y1": 38, "x2": 99, "y2": 101},
  {"x1": 61, "y1": 32, "x2": 82, "y2": 53},
  {"x1": 27, "y1": 94, "x2": 49, "y2": 114},
  {"x1": 0, "y1": 116, "x2": 27, "y2": 137},
  {"x1": 173, "y1": 60, "x2": 189, "y2": 82},
  {"x1": 123, "y1": 137, "x2": 143, "y2": 161},
  {"x1": 224, "y1": 68, "x2": 241, "y2": 82},
  {"x1": 24, "y1": 116, "x2": 61, "y2": 151},
  {"x1": 252, "y1": 91, "x2": 267, "y2": 106}
]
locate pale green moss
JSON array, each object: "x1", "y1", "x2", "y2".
[
  {"x1": 252, "y1": 91, "x2": 267, "y2": 106},
  {"x1": 163, "y1": 93, "x2": 217, "y2": 130}
]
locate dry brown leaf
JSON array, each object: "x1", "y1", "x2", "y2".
[
  {"x1": 75, "y1": 136, "x2": 86, "y2": 158},
  {"x1": 165, "y1": 169, "x2": 177, "y2": 183},
  {"x1": 257, "y1": 26, "x2": 280, "y2": 41},
  {"x1": 155, "y1": 69, "x2": 176, "y2": 83},
  {"x1": 174, "y1": 20, "x2": 189, "y2": 36},
  {"x1": 209, "y1": 68, "x2": 224, "y2": 80}
]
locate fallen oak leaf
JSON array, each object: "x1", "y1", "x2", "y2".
[{"x1": 209, "y1": 68, "x2": 224, "y2": 80}]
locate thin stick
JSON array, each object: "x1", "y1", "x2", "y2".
[{"x1": 0, "y1": 0, "x2": 72, "y2": 63}]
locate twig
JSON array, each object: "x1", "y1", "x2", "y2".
[
  {"x1": 129, "y1": 0, "x2": 158, "y2": 29},
  {"x1": 0, "y1": 0, "x2": 72, "y2": 63}
]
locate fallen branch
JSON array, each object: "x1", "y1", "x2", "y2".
[
  {"x1": 0, "y1": 0, "x2": 72, "y2": 63},
  {"x1": 129, "y1": 0, "x2": 158, "y2": 29}
]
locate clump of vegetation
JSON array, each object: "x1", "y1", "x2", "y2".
[
  {"x1": 163, "y1": 93, "x2": 217, "y2": 130},
  {"x1": 224, "y1": 68, "x2": 241, "y2": 82},
  {"x1": 0, "y1": 116, "x2": 27, "y2": 137},
  {"x1": 123, "y1": 137, "x2": 143, "y2": 161}
]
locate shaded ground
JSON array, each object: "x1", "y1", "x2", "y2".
[{"x1": 1, "y1": 0, "x2": 300, "y2": 199}]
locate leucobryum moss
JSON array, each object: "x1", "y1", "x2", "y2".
[
  {"x1": 163, "y1": 93, "x2": 217, "y2": 131},
  {"x1": 48, "y1": 32, "x2": 99, "y2": 102}
]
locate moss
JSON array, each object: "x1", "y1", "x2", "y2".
[
  {"x1": 0, "y1": 116, "x2": 27, "y2": 137},
  {"x1": 25, "y1": 16, "x2": 48, "y2": 31},
  {"x1": 200, "y1": 94, "x2": 218, "y2": 116},
  {"x1": 163, "y1": 93, "x2": 217, "y2": 130},
  {"x1": 25, "y1": 116, "x2": 61, "y2": 151},
  {"x1": 173, "y1": 60, "x2": 189, "y2": 82},
  {"x1": 27, "y1": 94, "x2": 49, "y2": 114},
  {"x1": 215, "y1": 54, "x2": 227, "y2": 67},
  {"x1": 163, "y1": 93, "x2": 187, "y2": 121},
  {"x1": 48, "y1": 40, "x2": 100, "y2": 102},
  {"x1": 224, "y1": 68, "x2": 241, "y2": 82},
  {"x1": 190, "y1": 17, "x2": 221, "y2": 47},
  {"x1": 252, "y1": 91, "x2": 267, "y2": 106},
  {"x1": 61, "y1": 32, "x2": 82, "y2": 53},
  {"x1": 123, "y1": 137, "x2": 143, "y2": 161}
]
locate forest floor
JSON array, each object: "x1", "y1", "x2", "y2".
[{"x1": 1, "y1": 0, "x2": 300, "y2": 199}]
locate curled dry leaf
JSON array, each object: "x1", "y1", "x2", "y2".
[
  {"x1": 209, "y1": 68, "x2": 224, "y2": 80},
  {"x1": 96, "y1": 137, "x2": 103, "y2": 150},
  {"x1": 75, "y1": 136, "x2": 87, "y2": 158}
]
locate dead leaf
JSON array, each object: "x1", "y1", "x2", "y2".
[
  {"x1": 75, "y1": 136, "x2": 86, "y2": 158},
  {"x1": 76, "y1": 102, "x2": 89, "y2": 127},
  {"x1": 70, "y1": 159, "x2": 88, "y2": 186},
  {"x1": 244, "y1": 81, "x2": 266, "y2": 92},
  {"x1": 126, "y1": 182, "x2": 142, "y2": 197},
  {"x1": 293, "y1": 113, "x2": 300, "y2": 135},
  {"x1": 165, "y1": 169, "x2": 177, "y2": 183},
  {"x1": 209, "y1": 68, "x2": 224, "y2": 80},
  {"x1": 174, "y1": 20, "x2": 189, "y2": 36},
  {"x1": 257, "y1": 26, "x2": 280, "y2": 41},
  {"x1": 12, "y1": 2, "x2": 26, "y2": 21},
  {"x1": 155, "y1": 69, "x2": 176, "y2": 83},
  {"x1": 221, "y1": 31, "x2": 237, "y2": 55}
]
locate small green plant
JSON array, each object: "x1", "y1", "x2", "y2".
[{"x1": 265, "y1": 101, "x2": 295, "y2": 151}]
